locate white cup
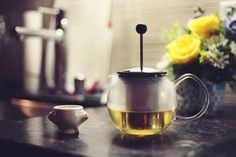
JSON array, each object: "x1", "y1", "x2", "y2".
[{"x1": 48, "y1": 105, "x2": 88, "y2": 134}]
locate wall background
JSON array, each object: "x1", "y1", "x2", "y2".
[{"x1": 0, "y1": 0, "x2": 235, "y2": 104}]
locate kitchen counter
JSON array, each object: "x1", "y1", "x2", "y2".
[
  {"x1": 0, "y1": 106, "x2": 236, "y2": 157},
  {"x1": 0, "y1": 90, "x2": 103, "y2": 107}
]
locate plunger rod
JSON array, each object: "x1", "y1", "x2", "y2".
[
  {"x1": 140, "y1": 34, "x2": 143, "y2": 72},
  {"x1": 136, "y1": 24, "x2": 147, "y2": 72}
]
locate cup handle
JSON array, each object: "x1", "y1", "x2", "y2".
[
  {"x1": 82, "y1": 110, "x2": 88, "y2": 121},
  {"x1": 174, "y1": 73, "x2": 209, "y2": 120},
  {"x1": 77, "y1": 110, "x2": 88, "y2": 125}
]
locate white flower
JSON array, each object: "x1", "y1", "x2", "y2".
[
  {"x1": 230, "y1": 41, "x2": 236, "y2": 56},
  {"x1": 205, "y1": 49, "x2": 229, "y2": 69}
]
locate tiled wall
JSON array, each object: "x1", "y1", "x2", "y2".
[{"x1": 110, "y1": 0, "x2": 225, "y2": 72}]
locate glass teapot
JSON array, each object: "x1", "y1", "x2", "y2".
[
  {"x1": 107, "y1": 24, "x2": 209, "y2": 136},
  {"x1": 107, "y1": 68, "x2": 209, "y2": 136}
]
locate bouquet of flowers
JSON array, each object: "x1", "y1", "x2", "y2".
[{"x1": 157, "y1": 7, "x2": 236, "y2": 91}]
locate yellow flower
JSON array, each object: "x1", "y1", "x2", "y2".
[
  {"x1": 166, "y1": 34, "x2": 201, "y2": 64},
  {"x1": 188, "y1": 15, "x2": 220, "y2": 39}
]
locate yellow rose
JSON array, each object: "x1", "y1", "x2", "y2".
[
  {"x1": 166, "y1": 34, "x2": 201, "y2": 64},
  {"x1": 188, "y1": 15, "x2": 220, "y2": 39}
]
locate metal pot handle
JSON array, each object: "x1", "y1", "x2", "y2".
[{"x1": 174, "y1": 73, "x2": 209, "y2": 120}]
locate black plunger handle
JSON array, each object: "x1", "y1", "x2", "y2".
[{"x1": 136, "y1": 24, "x2": 147, "y2": 72}]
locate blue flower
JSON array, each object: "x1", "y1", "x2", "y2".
[{"x1": 225, "y1": 19, "x2": 236, "y2": 42}]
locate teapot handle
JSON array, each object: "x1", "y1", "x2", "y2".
[{"x1": 174, "y1": 73, "x2": 209, "y2": 120}]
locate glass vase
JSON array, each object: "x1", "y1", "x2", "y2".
[{"x1": 205, "y1": 81, "x2": 226, "y2": 116}]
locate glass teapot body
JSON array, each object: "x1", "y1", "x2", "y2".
[
  {"x1": 107, "y1": 68, "x2": 209, "y2": 136},
  {"x1": 107, "y1": 68, "x2": 177, "y2": 136}
]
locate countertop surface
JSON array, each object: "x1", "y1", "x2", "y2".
[{"x1": 0, "y1": 106, "x2": 236, "y2": 157}]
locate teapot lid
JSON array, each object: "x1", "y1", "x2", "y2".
[{"x1": 118, "y1": 67, "x2": 166, "y2": 78}]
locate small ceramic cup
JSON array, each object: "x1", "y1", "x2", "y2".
[{"x1": 48, "y1": 105, "x2": 88, "y2": 134}]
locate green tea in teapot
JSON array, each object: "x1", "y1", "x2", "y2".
[{"x1": 108, "y1": 107, "x2": 176, "y2": 136}]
